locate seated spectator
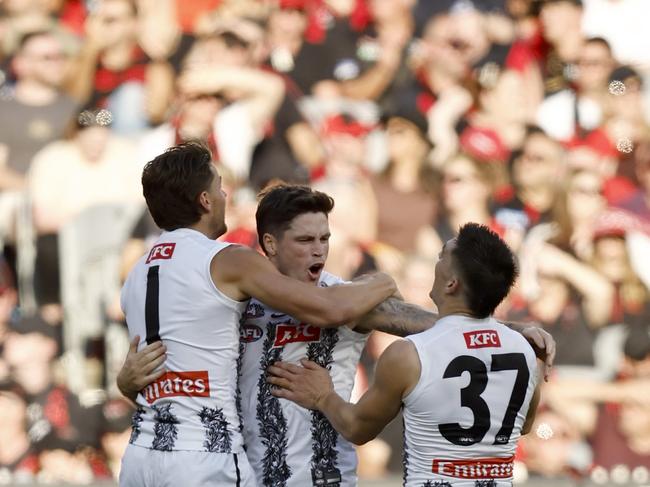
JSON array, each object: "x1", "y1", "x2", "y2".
[
  {"x1": 514, "y1": 237, "x2": 613, "y2": 367},
  {"x1": 496, "y1": 126, "x2": 566, "y2": 230},
  {"x1": 537, "y1": 0, "x2": 586, "y2": 95},
  {"x1": 0, "y1": 30, "x2": 78, "y2": 192},
  {"x1": 370, "y1": 108, "x2": 437, "y2": 256},
  {"x1": 98, "y1": 398, "x2": 135, "y2": 479},
  {"x1": 68, "y1": 0, "x2": 176, "y2": 133},
  {"x1": 418, "y1": 152, "x2": 506, "y2": 258},
  {"x1": 139, "y1": 64, "x2": 284, "y2": 183},
  {"x1": 28, "y1": 109, "x2": 141, "y2": 308},
  {"x1": 3, "y1": 315, "x2": 99, "y2": 455},
  {"x1": 537, "y1": 37, "x2": 616, "y2": 141},
  {"x1": 591, "y1": 325, "x2": 650, "y2": 470},
  {"x1": 312, "y1": 112, "x2": 379, "y2": 274},
  {"x1": 547, "y1": 168, "x2": 607, "y2": 260},
  {"x1": 0, "y1": 380, "x2": 38, "y2": 481}
]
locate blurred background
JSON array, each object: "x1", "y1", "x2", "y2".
[{"x1": 0, "y1": 0, "x2": 649, "y2": 485}]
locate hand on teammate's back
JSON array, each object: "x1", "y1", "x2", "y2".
[
  {"x1": 518, "y1": 326, "x2": 556, "y2": 381},
  {"x1": 117, "y1": 335, "x2": 167, "y2": 401}
]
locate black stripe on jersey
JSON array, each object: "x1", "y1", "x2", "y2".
[
  {"x1": 257, "y1": 321, "x2": 291, "y2": 486},
  {"x1": 306, "y1": 328, "x2": 340, "y2": 483},
  {"x1": 145, "y1": 265, "x2": 161, "y2": 344},
  {"x1": 234, "y1": 453, "x2": 241, "y2": 487},
  {"x1": 198, "y1": 406, "x2": 232, "y2": 452},
  {"x1": 402, "y1": 417, "x2": 409, "y2": 486},
  {"x1": 129, "y1": 406, "x2": 145, "y2": 444},
  {"x1": 422, "y1": 481, "x2": 452, "y2": 487},
  {"x1": 236, "y1": 328, "x2": 245, "y2": 437},
  {"x1": 475, "y1": 481, "x2": 497, "y2": 487},
  {"x1": 151, "y1": 403, "x2": 179, "y2": 451}
]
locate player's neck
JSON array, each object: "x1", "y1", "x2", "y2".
[
  {"x1": 187, "y1": 221, "x2": 221, "y2": 240},
  {"x1": 436, "y1": 301, "x2": 477, "y2": 320}
]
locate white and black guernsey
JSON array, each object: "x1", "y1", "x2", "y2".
[
  {"x1": 121, "y1": 228, "x2": 247, "y2": 454},
  {"x1": 402, "y1": 316, "x2": 539, "y2": 487},
  {"x1": 239, "y1": 271, "x2": 367, "y2": 487}
]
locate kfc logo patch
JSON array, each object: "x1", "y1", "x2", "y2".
[
  {"x1": 241, "y1": 324, "x2": 263, "y2": 343},
  {"x1": 142, "y1": 370, "x2": 209, "y2": 404},
  {"x1": 274, "y1": 323, "x2": 321, "y2": 347},
  {"x1": 146, "y1": 243, "x2": 176, "y2": 263},
  {"x1": 464, "y1": 330, "x2": 501, "y2": 349}
]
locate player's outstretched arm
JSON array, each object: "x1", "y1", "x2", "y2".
[
  {"x1": 116, "y1": 335, "x2": 167, "y2": 402},
  {"x1": 354, "y1": 297, "x2": 437, "y2": 336},
  {"x1": 354, "y1": 299, "x2": 556, "y2": 380},
  {"x1": 268, "y1": 340, "x2": 420, "y2": 444},
  {"x1": 214, "y1": 245, "x2": 396, "y2": 327}
]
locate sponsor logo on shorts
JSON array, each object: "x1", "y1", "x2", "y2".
[
  {"x1": 463, "y1": 330, "x2": 501, "y2": 349},
  {"x1": 241, "y1": 324, "x2": 263, "y2": 342},
  {"x1": 274, "y1": 323, "x2": 321, "y2": 347},
  {"x1": 146, "y1": 243, "x2": 176, "y2": 263},
  {"x1": 142, "y1": 370, "x2": 210, "y2": 404},
  {"x1": 432, "y1": 456, "x2": 514, "y2": 479}
]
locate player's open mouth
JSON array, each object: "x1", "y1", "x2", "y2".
[{"x1": 308, "y1": 263, "x2": 324, "y2": 280}]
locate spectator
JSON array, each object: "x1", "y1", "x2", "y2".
[
  {"x1": 68, "y1": 0, "x2": 175, "y2": 133},
  {"x1": 370, "y1": 109, "x2": 437, "y2": 255},
  {"x1": 28, "y1": 109, "x2": 142, "y2": 308},
  {"x1": 139, "y1": 64, "x2": 284, "y2": 183},
  {"x1": 537, "y1": 37, "x2": 616, "y2": 141},
  {"x1": 537, "y1": 0, "x2": 585, "y2": 94},
  {"x1": 0, "y1": 30, "x2": 77, "y2": 192},
  {"x1": 0, "y1": 380, "x2": 37, "y2": 481},
  {"x1": 514, "y1": 237, "x2": 613, "y2": 367},
  {"x1": 418, "y1": 152, "x2": 506, "y2": 258},
  {"x1": 496, "y1": 126, "x2": 566, "y2": 230}
]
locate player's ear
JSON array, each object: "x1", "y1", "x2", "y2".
[
  {"x1": 446, "y1": 277, "x2": 459, "y2": 294},
  {"x1": 197, "y1": 190, "x2": 211, "y2": 212},
  {"x1": 262, "y1": 233, "x2": 277, "y2": 256}
]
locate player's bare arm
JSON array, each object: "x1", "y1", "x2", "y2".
[
  {"x1": 213, "y1": 245, "x2": 396, "y2": 326},
  {"x1": 354, "y1": 298, "x2": 556, "y2": 380},
  {"x1": 268, "y1": 339, "x2": 420, "y2": 445},
  {"x1": 116, "y1": 335, "x2": 167, "y2": 402}
]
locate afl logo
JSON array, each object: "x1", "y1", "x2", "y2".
[{"x1": 241, "y1": 324, "x2": 263, "y2": 342}]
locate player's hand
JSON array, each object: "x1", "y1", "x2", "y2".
[
  {"x1": 117, "y1": 335, "x2": 167, "y2": 401},
  {"x1": 267, "y1": 359, "x2": 334, "y2": 410},
  {"x1": 519, "y1": 326, "x2": 556, "y2": 382}
]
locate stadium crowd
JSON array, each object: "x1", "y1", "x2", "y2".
[{"x1": 0, "y1": 0, "x2": 649, "y2": 484}]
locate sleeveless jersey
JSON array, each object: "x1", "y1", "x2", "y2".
[
  {"x1": 239, "y1": 271, "x2": 367, "y2": 487},
  {"x1": 121, "y1": 228, "x2": 247, "y2": 453},
  {"x1": 403, "y1": 315, "x2": 539, "y2": 487}
]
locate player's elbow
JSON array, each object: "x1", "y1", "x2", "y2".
[{"x1": 342, "y1": 428, "x2": 375, "y2": 446}]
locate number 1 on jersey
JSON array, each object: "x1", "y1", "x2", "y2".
[
  {"x1": 439, "y1": 353, "x2": 529, "y2": 446},
  {"x1": 145, "y1": 265, "x2": 161, "y2": 344}
]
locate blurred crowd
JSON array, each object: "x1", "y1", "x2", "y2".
[{"x1": 0, "y1": 0, "x2": 650, "y2": 484}]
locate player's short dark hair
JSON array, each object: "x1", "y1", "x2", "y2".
[
  {"x1": 141, "y1": 142, "x2": 215, "y2": 231},
  {"x1": 452, "y1": 223, "x2": 518, "y2": 318},
  {"x1": 256, "y1": 184, "x2": 334, "y2": 254}
]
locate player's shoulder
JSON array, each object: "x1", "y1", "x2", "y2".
[{"x1": 492, "y1": 320, "x2": 537, "y2": 358}]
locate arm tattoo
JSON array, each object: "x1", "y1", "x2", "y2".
[{"x1": 356, "y1": 297, "x2": 437, "y2": 337}]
